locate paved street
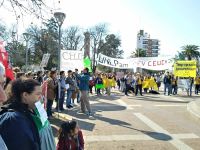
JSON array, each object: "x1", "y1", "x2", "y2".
[{"x1": 50, "y1": 91, "x2": 200, "y2": 150}]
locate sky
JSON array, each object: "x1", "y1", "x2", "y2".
[{"x1": 0, "y1": 0, "x2": 200, "y2": 58}]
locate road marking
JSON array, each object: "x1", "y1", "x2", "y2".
[
  {"x1": 129, "y1": 104, "x2": 142, "y2": 107},
  {"x1": 83, "y1": 133, "x2": 199, "y2": 142},
  {"x1": 116, "y1": 99, "x2": 133, "y2": 110},
  {"x1": 134, "y1": 113, "x2": 195, "y2": 150},
  {"x1": 154, "y1": 104, "x2": 186, "y2": 107},
  {"x1": 172, "y1": 133, "x2": 199, "y2": 139}
]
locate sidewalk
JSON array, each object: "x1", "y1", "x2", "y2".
[{"x1": 187, "y1": 100, "x2": 200, "y2": 119}]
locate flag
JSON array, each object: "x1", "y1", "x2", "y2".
[
  {"x1": 83, "y1": 56, "x2": 92, "y2": 72},
  {"x1": 0, "y1": 41, "x2": 15, "y2": 80}
]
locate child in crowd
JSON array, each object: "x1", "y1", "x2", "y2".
[{"x1": 57, "y1": 120, "x2": 84, "y2": 150}]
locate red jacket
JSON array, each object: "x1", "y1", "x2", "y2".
[{"x1": 57, "y1": 130, "x2": 84, "y2": 150}]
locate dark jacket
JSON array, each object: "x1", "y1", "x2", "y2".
[
  {"x1": 163, "y1": 75, "x2": 171, "y2": 84},
  {"x1": 95, "y1": 77, "x2": 103, "y2": 84},
  {"x1": 78, "y1": 73, "x2": 90, "y2": 91},
  {"x1": 0, "y1": 103, "x2": 41, "y2": 150},
  {"x1": 66, "y1": 77, "x2": 75, "y2": 91}
]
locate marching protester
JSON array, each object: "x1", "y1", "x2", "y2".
[
  {"x1": 186, "y1": 77, "x2": 194, "y2": 96},
  {"x1": 71, "y1": 72, "x2": 79, "y2": 106},
  {"x1": 135, "y1": 73, "x2": 143, "y2": 96},
  {"x1": 171, "y1": 75, "x2": 178, "y2": 95},
  {"x1": 95, "y1": 73, "x2": 103, "y2": 96},
  {"x1": 143, "y1": 76, "x2": 150, "y2": 93},
  {"x1": 57, "y1": 120, "x2": 84, "y2": 150},
  {"x1": 194, "y1": 76, "x2": 200, "y2": 95},
  {"x1": 66, "y1": 70, "x2": 75, "y2": 108},
  {"x1": 89, "y1": 75, "x2": 95, "y2": 94},
  {"x1": 47, "y1": 70, "x2": 58, "y2": 118},
  {"x1": 163, "y1": 72, "x2": 172, "y2": 96},
  {"x1": 155, "y1": 74, "x2": 161, "y2": 91},
  {"x1": 78, "y1": 68, "x2": 92, "y2": 116},
  {"x1": 124, "y1": 73, "x2": 134, "y2": 96},
  {"x1": 59, "y1": 71, "x2": 66, "y2": 111}
]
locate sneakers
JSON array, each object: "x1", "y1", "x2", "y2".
[
  {"x1": 77, "y1": 111, "x2": 85, "y2": 114},
  {"x1": 86, "y1": 112, "x2": 93, "y2": 116}
]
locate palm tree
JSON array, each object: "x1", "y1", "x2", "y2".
[
  {"x1": 130, "y1": 48, "x2": 146, "y2": 58},
  {"x1": 181, "y1": 45, "x2": 200, "y2": 60}
]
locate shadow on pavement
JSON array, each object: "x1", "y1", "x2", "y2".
[
  {"x1": 90, "y1": 94, "x2": 122, "y2": 102},
  {"x1": 144, "y1": 131, "x2": 172, "y2": 141},
  {"x1": 120, "y1": 125, "x2": 172, "y2": 141},
  {"x1": 128, "y1": 97, "x2": 189, "y2": 104}
]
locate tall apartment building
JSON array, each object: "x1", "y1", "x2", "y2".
[{"x1": 137, "y1": 30, "x2": 160, "y2": 57}]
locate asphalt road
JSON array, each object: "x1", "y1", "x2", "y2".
[{"x1": 50, "y1": 90, "x2": 200, "y2": 150}]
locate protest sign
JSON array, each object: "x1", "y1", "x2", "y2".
[
  {"x1": 60, "y1": 50, "x2": 84, "y2": 72},
  {"x1": 96, "y1": 53, "x2": 173, "y2": 70},
  {"x1": 174, "y1": 61, "x2": 196, "y2": 77}
]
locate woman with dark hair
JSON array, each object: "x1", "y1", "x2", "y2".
[
  {"x1": 57, "y1": 120, "x2": 84, "y2": 150},
  {"x1": 0, "y1": 79, "x2": 42, "y2": 150}
]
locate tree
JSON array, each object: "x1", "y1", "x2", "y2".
[
  {"x1": 97, "y1": 34, "x2": 124, "y2": 72},
  {"x1": 0, "y1": 22, "x2": 9, "y2": 41},
  {"x1": 89, "y1": 23, "x2": 108, "y2": 72},
  {"x1": 130, "y1": 48, "x2": 146, "y2": 58},
  {"x1": 98, "y1": 34, "x2": 123, "y2": 58},
  {"x1": 62, "y1": 26, "x2": 83, "y2": 50},
  {"x1": 181, "y1": 45, "x2": 200, "y2": 60},
  {"x1": 5, "y1": 41, "x2": 26, "y2": 67},
  {"x1": 175, "y1": 51, "x2": 186, "y2": 61},
  {"x1": 0, "y1": 0, "x2": 50, "y2": 21},
  {"x1": 89, "y1": 24, "x2": 107, "y2": 51},
  {"x1": 25, "y1": 18, "x2": 59, "y2": 69}
]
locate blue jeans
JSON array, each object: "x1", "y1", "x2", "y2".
[
  {"x1": 66, "y1": 90, "x2": 73, "y2": 107},
  {"x1": 77, "y1": 91, "x2": 80, "y2": 103},
  {"x1": 164, "y1": 83, "x2": 171, "y2": 95},
  {"x1": 47, "y1": 100, "x2": 53, "y2": 117},
  {"x1": 59, "y1": 91, "x2": 65, "y2": 110},
  {"x1": 187, "y1": 85, "x2": 193, "y2": 96}
]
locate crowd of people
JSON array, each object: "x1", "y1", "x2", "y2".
[
  {"x1": 0, "y1": 63, "x2": 200, "y2": 150},
  {"x1": 0, "y1": 65, "x2": 89, "y2": 150}
]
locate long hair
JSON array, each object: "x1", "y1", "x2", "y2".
[
  {"x1": 58, "y1": 121, "x2": 77, "y2": 140},
  {"x1": 6, "y1": 79, "x2": 40, "y2": 104}
]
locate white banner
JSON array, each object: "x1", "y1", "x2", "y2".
[
  {"x1": 60, "y1": 50, "x2": 84, "y2": 72},
  {"x1": 97, "y1": 53, "x2": 173, "y2": 70}
]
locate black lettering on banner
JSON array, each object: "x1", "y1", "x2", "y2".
[
  {"x1": 123, "y1": 64, "x2": 129, "y2": 68},
  {"x1": 106, "y1": 58, "x2": 112, "y2": 65},
  {"x1": 114, "y1": 60, "x2": 119, "y2": 66},
  {"x1": 98, "y1": 54, "x2": 103, "y2": 63}
]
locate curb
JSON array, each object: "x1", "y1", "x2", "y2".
[
  {"x1": 54, "y1": 112, "x2": 73, "y2": 121},
  {"x1": 187, "y1": 101, "x2": 200, "y2": 119}
]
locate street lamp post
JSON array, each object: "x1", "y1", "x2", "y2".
[
  {"x1": 23, "y1": 33, "x2": 31, "y2": 72},
  {"x1": 54, "y1": 11, "x2": 66, "y2": 113},
  {"x1": 54, "y1": 12, "x2": 66, "y2": 74}
]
